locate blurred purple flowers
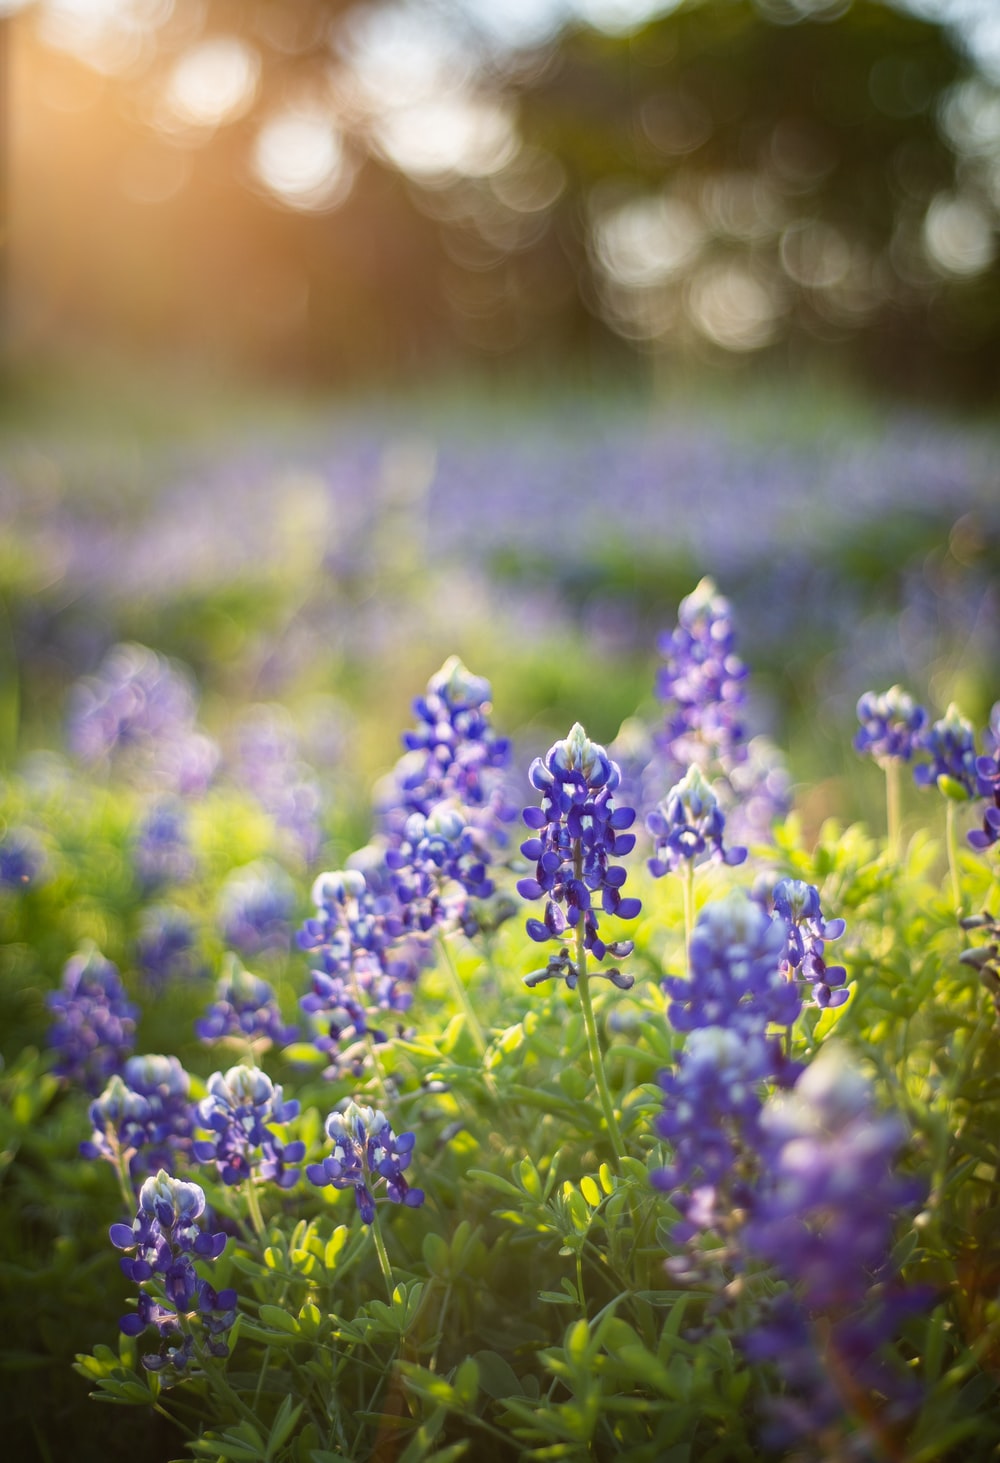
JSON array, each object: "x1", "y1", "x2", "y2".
[
  {"x1": 46, "y1": 947, "x2": 138, "y2": 1093},
  {"x1": 854, "y1": 685, "x2": 927, "y2": 764}
]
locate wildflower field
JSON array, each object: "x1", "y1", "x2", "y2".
[{"x1": 2, "y1": 377, "x2": 1000, "y2": 1463}]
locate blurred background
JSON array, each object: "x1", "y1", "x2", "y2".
[{"x1": 0, "y1": 0, "x2": 999, "y2": 813}]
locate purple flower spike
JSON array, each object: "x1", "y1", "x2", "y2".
[
  {"x1": 194, "y1": 1063, "x2": 303, "y2": 1188},
  {"x1": 110, "y1": 1169, "x2": 235, "y2": 1379},
  {"x1": 646, "y1": 765, "x2": 747, "y2": 878},
  {"x1": 769, "y1": 878, "x2": 849, "y2": 1010},
  {"x1": 854, "y1": 685, "x2": 927, "y2": 764},
  {"x1": 306, "y1": 1100, "x2": 424, "y2": 1223},
  {"x1": 46, "y1": 947, "x2": 138, "y2": 1094},
  {"x1": 914, "y1": 702, "x2": 979, "y2": 800},
  {"x1": 517, "y1": 723, "x2": 640, "y2": 968}
]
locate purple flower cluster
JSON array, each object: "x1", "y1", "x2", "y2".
[
  {"x1": 377, "y1": 655, "x2": 516, "y2": 846},
  {"x1": 656, "y1": 577, "x2": 749, "y2": 773},
  {"x1": 135, "y1": 904, "x2": 204, "y2": 989},
  {"x1": 517, "y1": 723, "x2": 641, "y2": 966},
  {"x1": 742, "y1": 1045, "x2": 926, "y2": 1449},
  {"x1": 82, "y1": 1054, "x2": 195, "y2": 1179},
  {"x1": 385, "y1": 801, "x2": 494, "y2": 930},
  {"x1": 67, "y1": 642, "x2": 219, "y2": 794},
  {"x1": 913, "y1": 702, "x2": 979, "y2": 799},
  {"x1": 306, "y1": 1100, "x2": 424, "y2": 1225},
  {"x1": 110, "y1": 1170, "x2": 236, "y2": 1377},
  {"x1": 646, "y1": 765, "x2": 747, "y2": 878},
  {"x1": 193, "y1": 1064, "x2": 303, "y2": 1188},
  {"x1": 46, "y1": 948, "x2": 138, "y2": 1093},
  {"x1": 132, "y1": 799, "x2": 195, "y2": 891},
  {"x1": 218, "y1": 861, "x2": 295, "y2": 957},
  {"x1": 662, "y1": 891, "x2": 800, "y2": 1036},
  {"x1": 970, "y1": 747, "x2": 1000, "y2": 852},
  {"x1": 195, "y1": 958, "x2": 297, "y2": 1048},
  {"x1": 652, "y1": 893, "x2": 800, "y2": 1240},
  {"x1": 630, "y1": 579, "x2": 790, "y2": 845},
  {"x1": 854, "y1": 685, "x2": 927, "y2": 764},
  {"x1": 767, "y1": 878, "x2": 849, "y2": 1010},
  {"x1": 0, "y1": 826, "x2": 46, "y2": 891},
  {"x1": 231, "y1": 704, "x2": 324, "y2": 866},
  {"x1": 298, "y1": 867, "x2": 428, "y2": 1077}
]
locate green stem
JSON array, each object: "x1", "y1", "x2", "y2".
[
  {"x1": 437, "y1": 929, "x2": 488, "y2": 1057},
  {"x1": 244, "y1": 1177, "x2": 265, "y2": 1238},
  {"x1": 575, "y1": 921, "x2": 626, "y2": 1170},
  {"x1": 369, "y1": 1210, "x2": 396, "y2": 1302},
  {"x1": 884, "y1": 758, "x2": 901, "y2": 861},
  {"x1": 946, "y1": 799, "x2": 964, "y2": 915}
]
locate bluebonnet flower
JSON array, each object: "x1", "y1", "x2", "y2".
[
  {"x1": 135, "y1": 904, "x2": 205, "y2": 989},
  {"x1": 82, "y1": 1054, "x2": 195, "y2": 1179},
  {"x1": 218, "y1": 860, "x2": 295, "y2": 957},
  {"x1": 306, "y1": 1099, "x2": 424, "y2": 1224},
  {"x1": 67, "y1": 642, "x2": 219, "y2": 794},
  {"x1": 652, "y1": 1025, "x2": 779, "y2": 1242},
  {"x1": 195, "y1": 956, "x2": 297, "y2": 1049},
  {"x1": 767, "y1": 878, "x2": 849, "y2": 1010},
  {"x1": 298, "y1": 867, "x2": 429, "y2": 1077},
  {"x1": 646, "y1": 765, "x2": 747, "y2": 878},
  {"x1": 969, "y1": 746, "x2": 1000, "y2": 852},
  {"x1": 376, "y1": 656, "x2": 516, "y2": 848},
  {"x1": 854, "y1": 685, "x2": 927, "y2": 764},
  {"x1": 0, "y1": 826, "x2": 46, "y2": 891},
  {"x1": 385, "y1": 800, "x2": 494, "y2": 932},
  {"x1": 231, "y1": 704, "x2": 324, "y2": 865},
  {"x1": 132, "y1": 799, "x2": 195, "y2": 891},
  {"x1": 46, "y1": 947, "x2": 138, "y2": 1093},
  {"x1": 110, "y1": 1169, "x2": 236, "y2": 1377},
  {"x1": 655, "y1": 577, "x2": 749, "y2": 775},
  {"x1": 914, "y1": 702, "x2": 979, "y2": 799},
  {"x1": 662, "y1": 890, "x2": 800, "y2": 1036},
  {"x1": 517, "y1": 723, "x2": 641, "y2": 966},
  {"x1": 742, "y1": 1045, "x2": 927, "y2": 1452},
  {"x1": 194, "y1": 1064, "x2": 303, "y2": 1188}
]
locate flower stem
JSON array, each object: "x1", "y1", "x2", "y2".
[
  {"x1": 575, "y1": 921, "x2": 626, "y2": 1171},
  {"x1": 946, "y1": 799, "x2": 964, "y2": 915},
  {"x1": 244, "y1": 1176, "x2": 265, "y2": 1238},
  {"x1": 883, "y1": 758, "x2": 901, "y2": 861},
  {"x1": 437, "y1": 929, "x2": 487, "y2": 1056},
  {"x1": 369, "y1": 1210, "x2": 396, "y2": 1302}
]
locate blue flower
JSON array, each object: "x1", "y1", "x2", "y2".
[
  {"x1": 646, "y1": 765, "x2": 747, "y2": 877},
  {"x1": 306, "y1": 1100, "x2": 424, "y2": 1224},
  {"x1": 82, "y1": 1054, "x2": 195, "y2": 1179},
  {"x1": 655, "y1": 577, "x2": 749, "y2": 775},
  {"x1": 132, "y1": 799, "x2": 195, "y2": 891},
  {"x1": 135, "y1": 904, "x2": 205, "y2": 989},
  {"x1": 193, "y1": 1064, "x2": 303, "y2": 1188},
  {"x1": 768, "y1": 877, "x2": 849, "y2": 1010},
  {"x1": 298, "y1": 866, "x2": 430, "y2": 1076},
  {"x1": 663, "y1": 890, "x2": 800, "y2": 1036},
  {"x1": 376, "y1": 656, "x2": 516, "y2": 848},
  {"x1": 969, "y1": 747, "x2": 1000, "y2": 852},
  {"x1": 67, "y1": 642, "x2": 219, "y2": 794},
  {"x1": 914, "y1": 702, "x2": 979, "y2": 799},
  {"x1": 0, "y1": 826, "x2": 46, "y2": 891},
  {"x1": 46, "y1": 947, "x2": 138, "y2": 1094},
  {"x1": 218, "y1": 860, "x2": 295, "y2": 957},
  {"x1": 854, "y1": 685, "x2": 927, "y2": 764},
  {"x1": 385, "y1": 800, "x2": 495, "y2": 932},
  {"x1": 110, "y1": 1170, "x2": 236, "y2": 1377},
  {"x1": 195, "y1": 957, "x2": 298, "y2": 1049},
  {"x1": 517, "y1": 723, "x2": 641, "y2": 965}
]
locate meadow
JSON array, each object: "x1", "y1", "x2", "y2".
[{"x1": 1, "y1": 366, "x2": 999, "y2": 1462}]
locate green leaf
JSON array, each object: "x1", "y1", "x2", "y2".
[
  {"x1": 472, "y1": 1350, "x2": 523, "y2": 1399},
  {"x1": 266, "y1": 1396, "x2": 303, "y2": 1458},
  {"x1": 259, "y1": 1304, "x2": 300, "y2": 1335},
  {"x1": 580, "y1": 1175, "x2": 601, "y2": 1207},
  {"x1": 452, "y1": 1357, "x2": 479, "y2": 1408}
]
